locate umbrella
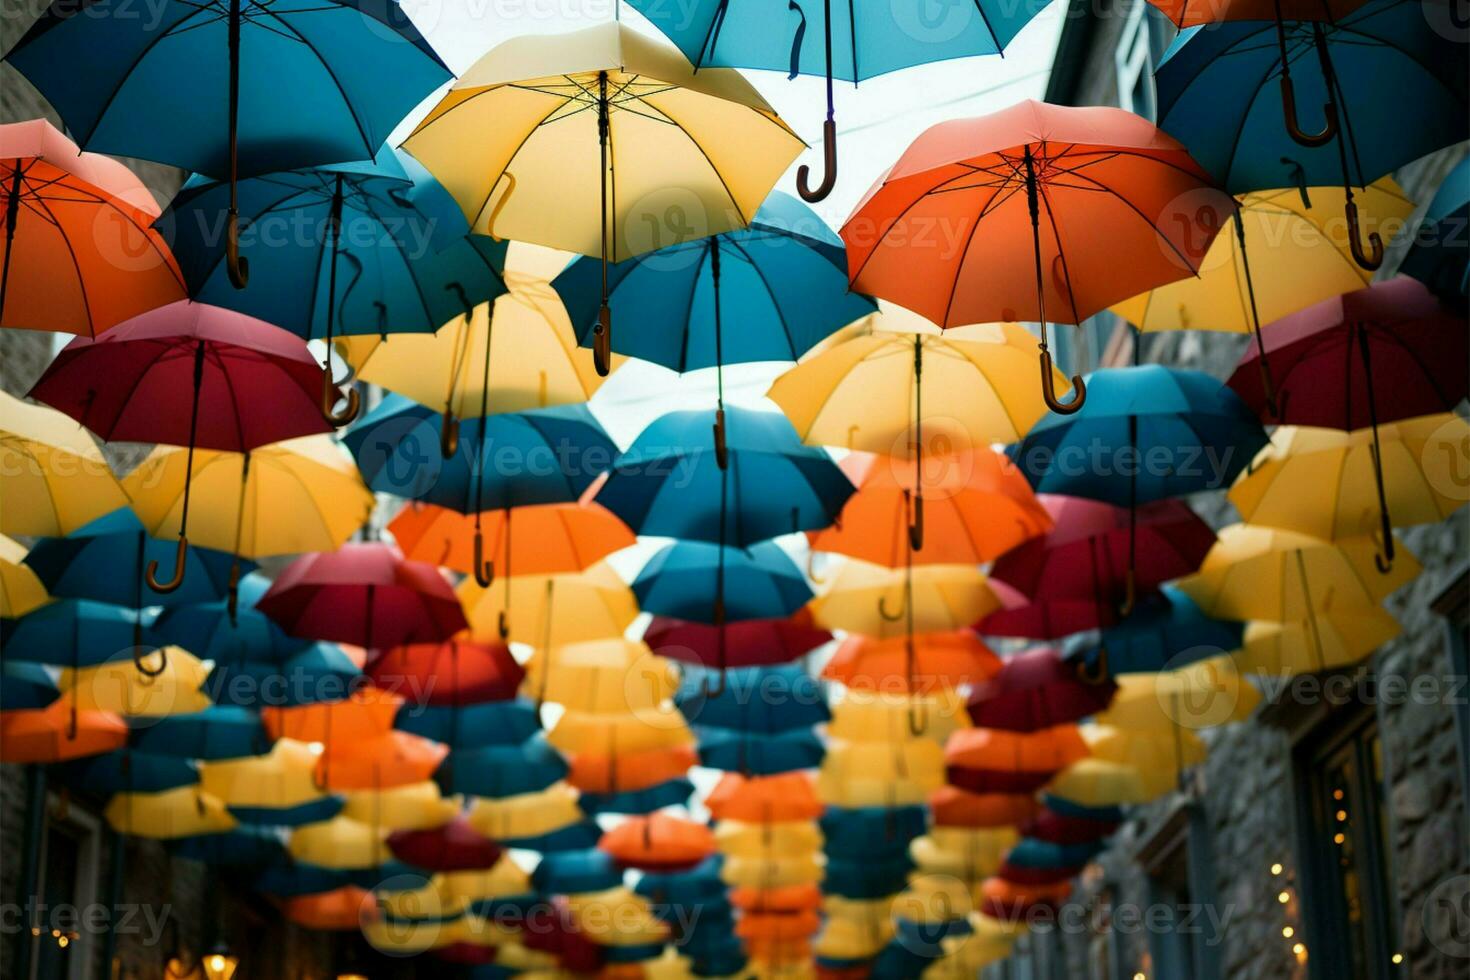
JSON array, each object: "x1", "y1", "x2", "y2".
[
  {"x1": 809, "y1": 560, "x2": 999, "y2": 638},
  {"x1": 0, "y1": 661, "x2": 56, "y2": 712},
  {"x1": 644, "y1": 611, "x2": 831, "y2": 670},
  {"x1": 438, "y1": 737, "x2": 567, "y2": 799},
  {"x1": 171, "y1": 826, "x2": 287, "y2": 867},
  {"x1": 396, "y1": 699, "x2": 539, "y2": 750},
  {"x1": 261, "y1": 686, "x2": 400, "y2": 760},
  {"x1": 632, "y1": 541, "x2": 812, "y2": 623},
  {"x1": 567, "y1": 744, "x2": 699, "y2": 797},
  {"x1": 104, "y1": 787, "x2": 236, "y2": 839},
  {"x1": 288, "y1": 816, "x2": 387, "y2": 870},
  {"x1": 818, "y1": 738, "x2": 945, "y2": 806},
  {"x1": 340, "y1": 780, "x2": 458, "y2": 831},
  {"x1": 822, "y1": 631, "x2": 1001, "y2": 693},
  {"x1": 1154, "y1": 0, "x2": 1467, "y2": 271},
  {"x1": 524, "y1": 639, "x2": 677, "y2": 715},
  {"x1": 0, "y1": 390, "x2": 127, "y2": 537},
  {"x1": 944, "y1": 726, "x2": 1091, "y2": 794},
  {"x1": 457, "y1": 563, "x2": 638, "y2": 648},
  {"x1": 966, "y1": 647, "x2": 1116, "y2": 732},
  {"x1": 1084, "y1": 724, "x2": 1207, "y2": 800},
  {"x1": 841, "y1": 100, "x2": 1232, "y2": 413},
  {"x1": 54, "y1": 749, "x2": 197, "y2": 795},
  {"x1": 928, "y1": 787, "x2": 1040, "y2": 829},
  {"x1": 600, "y1": 814, "x2": 716, "y2": 872},
  {"x1": 388, "y1": 501, "x2": 633, "y2": 582},
  {"x1": 465, "y1": 782, "x2": 582, "y2": 840},
  {"x1": 0, "y1": 535, "x2": 47, "y2": 619},
  {"x1": 579, "y1": 777, "x2": 696, "y2": 817},
  {"x1": 1399, "y1": 156, "x2": 1468, "y2": 300},
  {"x1": 676, "y1": 663, "x2": 829, "y2": 735},
  {"x1": 1083, "y1": 586, "x2": 1245, "y2": 676},
  {"x1": 627, "y1": 0, "x2": 1046, "y2": 201},
  {"x1": 158, "y1": 148, "x2": 508, "y2": 424},
  {"x1": 554, "y1": 192, "x2": 875, "y2": 458},
  {"x1": 546, "y1": 708, "x2": 693, "y2": 758},
  {"x1": 0, "y1": 119, "x2": 183, "y2": 334},
  {"x1": 320, "y1": 731, "x2": 449, "y2": 792},
  {"x1": 1096, "y1": 657, "x2": 1261, "y2": 732},
  {"x1": 0, "y1": 701, "x2": 126, "y2": 763},
  {"x1": 205, "y1": 641, "x2": 362, "y2": 709},
  {"x1": 1235, "y1": 606, "x2": 1402, "y2": 676},
  {"x1": 390, "y1": 817, "x2": 503, "y2": 873},
  {"x1": 199, "y1": 738, "x2": 331, "y2": 813},
  {"x1": 1226, "y1": 278, "x2": 1468, "y2": 569},
  {"x1": 60, "y1": 646, "x2": 212, "y2": 717},
  {"x1": 697, "y1": 728, "x2": 826, "y2": 775},
  {"x1": 1229, "y1": 416, "x2": 1470, "y2": 544},
  {"x1": 6, "y1": 0, "x2": 451, "y2": 292},
  {"x1": 827, "y1": 688, "x2": 971, "y2": 745},
  {"x1": 131, "y1": 705, "x2": 268, "y2": 761},
  {"x1": 705, "y1": 772, "x2": 825, "y2": 823},
  {"x1": 122, "y1": 436, "x2": 373, "y2": 585},
  {"x1": 367, "y1": 636, "x2": 524, "y2": 706},
  {"x1": 257, "y1": 543, "x2": 467, "y2": 650},
  {"x1": 2, "y1": 598, "x2": 149, "y2": 669},
  {"x1": 151, "y1": 573, "x2": 310, "y2": 665},
  {"x1": 401, "y1": 21, "x2": 804, "y2": 375}
]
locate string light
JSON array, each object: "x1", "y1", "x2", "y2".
[
  {"x1": 1278, "y1": 890, "x2": 1290, "y2": 904},
  {"x1": 1270, "y1": 863, "x2": 1283, "y2": 875}
]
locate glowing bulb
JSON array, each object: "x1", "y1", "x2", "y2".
[
  {"x1": 1334, "y1": 833, "x2": 1346, "y2": 845},
  {"x1": 1293, "y1": 943, "x2": 1307, "y2": 956},
  {"x1": 1270, "y1": 863, "x2": 1283, "y2": 875},
  {"x1": 1282, "y1": 927, "x2": 1294, "y2": 938},
  {"x1": 1278, "y1": 891, "x2": 1290, "y2": 904},
  {"x1": 1392, "y1": 953, "x2": 1403, "y2": 965},
  {"x1": 1336, "y1": 809, "x2": 1348, "y2": 822}
]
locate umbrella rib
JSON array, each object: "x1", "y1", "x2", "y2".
[
  {"x1": 724, "y1": 236, "x2": 800, "y2": 359},
  {"x1": 207, "y1": 342, "x2": 251, "y2": 452},
  {"x1": 1057, "y1": 164, "x2": 1208, "y2": 280},
  {"x1": 29, "y1": 193, "x2": 98, "y2": 338},
  {"x1": 256, "y1": 7, "x2": 376, "y2": 159},
  {"x1": 349, "y1": 188, "x2": 442, "y2": 327},
  {"x1": 634, "y1": 98, "x2": 746, "y2": 222},
  {"x1": 673, "y1": 244, "x2": 707, "y2": 373}
]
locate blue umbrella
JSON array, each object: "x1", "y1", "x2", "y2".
[
  {"x1": 695, "y1": 727, "x2": 825, "y2": 775},
  {"x1": 824, "y1": 855, "x2": 913, "y2": 899},
  {"x1": 436, "y1": 736, "x2": 566, "y2": 799},
  {"x1": 1400, "y1": 156, "x2": 1469, "y2": 301},
  {"x1": 676, "y1": 663, "x2": 829, "y2": 734},
  {"x1": 633, "y1": 541, "x2": 812, "y2": 624},
  {"x1": 2, "y1": 599, "x2": 151, "y2": 669},
  {"x1": 151, "y1": 574, "x2": 311, "y2": 665},
  {"x1": 230, "y1": 795, "x2": 344, "y2": 828},
  {"x1": 500, "y1": 820, "x2": 602, "y2": 854},
  {"x1": 5, "y1": 0, "x2": 450, "y2": 293},
  {"x1": 171, "y1": 826, "x2": 287, "y2": 866},
  {"x1": 531, "y1": 848, "x2": 621, "y2": 894},
  {"x1": 253, "y1": 859, "x2": 427, "y2": 898},
  {"x1": 626, "y1": 0, "x2": 1046, "y2": 200},
  {"x1": 579, "y1": 777, "x2": 696, "y2": 817},
  {"x1": 204, "y1": 642, "x2": 361, "y2": 708},
  {"x1": 1039, "y1": 794, "x2": 1123, "y2": 825},
  {"x1": 130, "y1": 705, "x2": 268, "y2": 760},
  {"x1": 1003, "y1": 836, "x2": 1104, "y2": 870},
  {"x1": 1076, "y1": 585, "x2": 1244, "y2": 676},
  {"x1": 24, "y1": 508, "x2": 249, "y2": 609},
  {"x1": 597, "y1": 407, "x2": 853, "y2": 545},
  {"x1": 1156, "y1": 0, "x2": 1467, "y2": 271},
  {"x1": 54, "y1": 749, "x2": 197, "y2": 794},
  {"x1": 395, "y1": 699, "x2": 540, "y2": 750},
  {"x1": 635, "y1": 856, "x2": 726, "y2": 906},
  {"x1": 0, "y1": 662, "x2": 57, "y2": 711},
  {"x1": 820, "y1": 805, "x2": 926, "y2": 858}
]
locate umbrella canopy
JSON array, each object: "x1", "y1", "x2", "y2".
[
  {"x1": 199, "y1": 738, "x2": 331, "y2": 812},
  {"x1": 105, "y1": 786, "x2": 237, "y2": 839},
  {"x1": 945, "y1": 726, "x2": 1090, "y2": 794},
  {"x1": 818, "y1": 738, "x2": 946, "y2": 805},
  {"x1": 54, "y1": 748, "x2": 198, "y2": 795},
  {"x1": 1043, "y1": 758, "x2": 1150, "y2": 809},
  {"x1": 966, "y1": 647, "x2": 1117, "y2": 732},
  {"x1": 151, "y1": 574, "x2": 311, "y2": 665},
  {"x1": 1086, "y1": 586, "x2": 1245, "y2": 675},
  {"x1": 395, "y1": 699, "x2": 539, "y2": 750},
  {"x1": 261, "y1": 686, "x2": 401, "y2": 743},
  {"x1": 827, "y1": 688, "x2": 971, "y2": 745},
  {"x1": 389, "y1": 817, "x2": 503, "y2": 873},
  {"x1": 929, "y1": 787, "x2": 1040, "y2": 829},
  {"x1": 0, "y1": 534, "x2": 49, "y2": 619},
  {"x1": 645, "y1": 611, "x2": 831, "y2": 669},
  {"x1": 171, "y1": 826, "x2": 288, "y2": 867},
  {"x1": 1235, "y1": 606, "x2": 1403, "y2": 676},
  {"x1": 600, "y1": 814, "x2": 717, "y2": 872},
  {"x1": 367, "y1": 636, "x2": 524, "y2": 706},
  {"x1": 842, "y1": 100, "x2": 1230, "y2": 414},
  {"x1": 132, "y1": 705, "x2": 268, "y2": 761},
  {"x1": 524, "y1": 639, "x2": 677, "y2": 714},
  {"x1": 319, "y1": 730, "x2": 450, "y2": 792},
  {"x1": 205, "y1": 641, "x2": 362, "y2": 708},
  {"x1": 809, "y1": 560, "x2": 999, "y2": 639},
  {"x1": 822, "y1": 630, "x2": 1002, "y2": 693},
  {"x1": 567, "y1": 744, "x2": 698, "y2": 796},
  {"x1": 705, "y1": 772, "x2": 825, "y2": 823},
  {"x1": 2, "y1": 598, "x2": 149, "y2": 669},
  {"x1": 0, "y1": 701, "x2": 127, "y2": 763},
  {"x1": 0, "y1": 661, "x2": 57, "y2": 712},
  {"x1": 60, "y1": 645, "x2": 211, "y2": 717},
  {"x1": 547, "y1": 708, "x2": 693, "y2": 758},
  {"x1": 1, "y1": 390, "x2": 128, "y2": 537},
  {"x1": 633, "y1": 541, "x2": 812, "y2": 623},
  {"x1": 677, "y1": 663, "x2": 829, "y2": 735},
  {"x1": 258, "y1": 543, "x2": 467, "y2": 650},
  {"x1": 1096, "y1": 657, "x2": 1261, "y2": 732},
  {"x1": 389, "y1": 501, "x2": 634, "y2": 581},
  {"x1": 457, "y1": 563, "x2": 638, "y2": 648},
  {"x1": 0, "y1": 119, "x2": 183, "y2": 334},
  {"x1": 697, "y1": 727, "x2": 826, "y2": 774},
  {"x1": 1084, "y1": 724, "x2": 1207, "y2": 800},
  {"x1": 439, "y1": 737, "x2": 568, "y2": 799}
]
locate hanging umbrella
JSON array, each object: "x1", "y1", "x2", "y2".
[
  {"x1": 199, "y1": 738, "x2": 331, "y2": 815},
  {"x1": 457, "y1": 563, "x2": 638, "y2": 648},
  {"x1": 633, "y1": 541, "x2": 812, "y2": 623},
  {"x1": 2, "y1": 598, "x2": 149, "y2": 669},
  {"x1": 152, "y1": 574, "x2": 310, "y2": 665},
  {"x1": 6, "y1": 0, "x2": 451, "y2": 294},
  {"x1": 205, "y1": 641, "x2": 362, "y2": 709},
  {"x1": 841, "y1": 99, "x2": 1232, "y2": 413},
  {"x1": 170, "y1": 826, "x2": 288, "y2": 867},
  {"x1": 396, "y1": 699, "x2": 539, "y2": 750},
  {"x1": 320, "y1": 731, "x2": 450, "y2": 792},
  {"x1": 697, "y1": 727, "x2": 826, "y2": 775},
  {"x1": 1084, "y1": 724, "x2": 1207, "y2": 800},
  {"x1": 122, "y1": 436, "x2": 373, "y2": 597},
  {"x1": 465, "y1": 782, "x2": 582, "y2": 841},
  {"x1": 644, "y1": 611, "x2": 831, "y2": 670},
  {"x1": 0, "y1": 701, "x2": 126, "y2": 763},
  {"x1": 367, "y1": 635, "x2": 524, "y2": 706},
  {"x1": 555, "y1": 191, "x2": 875, "y2": 458},
  {"x1": 389, "y1": 501, "x2": 634, "y2": 582},
  {"x1": 1227, "y1": 278, "x2": 1468, "y2": 569},
  {"x1": 29, "y1": 301, "x2": 331, "y2": 593},
  {"x1": 827, "y1": 688, "x2": 971, "y2": 745},
  {"x1": 1, "y1": 390, "x2": 127, "y2": 537},
  {"x1": 1399, "y1": 156, "x2": 1469, "y2": 300},
  {"x1": 1234, "y1": 606, "x2": 1402, "y2": 676},
  {"x1": 53, "y1": 748, "x2": 197, "y2": 795},
  {"x1": 158, "y1": 148, "x2": 508, "y2": 424},
  {"x1": 1041, "y1": 758, "x2": 1149, "y2": 809},
  {"x1": 0, "y1": 119, "x2": 183, "y2": 333},
  {"x1": 524, "y1": 639, "x2": 677, "y2": 715},
  {"x1": 257, "y1": 543, "x2": 467, "y2": 650},
  {"x1": 438, "y1": 737, "x2": 567, "y2": 799},
  {"x1": 818, "y1": 738, "x2": 946, "y2": 806},
  {"x1": 967, "y1": 647, "x2": 1117, "y2": 733},
  {"x1": 0, "y1": 535, "x2": 47, "y2": 619},
  {"x1": 288, "y1": 816, "x2": 387, "y2": 870},
  {"x1": 677, "y1": 663, "x2": 829, "y2": 735},
  {"x1": 60, "y1": 645, "x2": 212, "y2": 717},
  {"x1": 567, "y1": 744, "x2": 699, "y2": 797},
  {"x1": 705, "y1": 772, "x2": 825, "y2": 823},
  {"x1": 600, "y1": 814, "x2": 717, "y2": 872},
  {"x1": 1096, "y1": 657, "x2": 1261, "y2": 732},
  {"x1": 929, "y1": 787, "x2": 1040, "y2": 829},
  {"x1": 341, "y1": 780, "x2": 459, "y2": 831},
  {"x1": 0, "y1": 661, "x2": 56, "y2": 712},
  {"x1": 546, "y1": 708, "x2": 693, "y2": 758},
  {"x1": 578, "y1": 777, "x2": 696, "y2": 817},
  {"x1": 1023, "y1": 796, "x2": 1122, "y2": 844},
  {"x1": 1154, "y1": 0, "x2": 1466, "y2": 272},
  {"x1": 401, "y1": 21, "x2": 804, "y2": 375},
  {"x1": 131, "y1": 705, "x2": 268, "y2": 760},
  {"x1": 944, "y1": 725, "x2": 1091, "y2": 794},
  {"x1": 261, "y1": 687, "x2": 401, "y2": 786},
  {"x1": 822, "y1": 631, "x2": 1001, "y2": 693},
  {"x1": 105, "y1": 786, "x2": 237, "y2": 839},
  {"x1": 809, "y1": 560, "x2": 999, "y2": 639},
  {"x1": 1083, "y1": 586, "x2": 1245, "y2": 676},
  {"x1": 390, "y1": 817, "x2": 503, "y2": 873}
]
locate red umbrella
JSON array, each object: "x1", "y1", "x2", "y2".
[
  {"x1": 388, "y1": 816, "x2": 503, "y2": 872},
  {"x1": 1227, "y1": 277, "x2": 1469, "y2": 569},
  {"x1": 996, "y1": 861, "x2": 1080, "y2": 887},
  {"x1": 980, "y1": 496, "x2": 1214, "y2": 638},
  {"x1": 644, "y1": 610, "x2": 832, "y2": 669},
  {"x1": 29, "y1": 300, "x2": 329, "y2": 594},
  {"x1": 966, "y1": 647, "x2": 1117, "y2": 732},
  {"x1": 842, "y1": 100, "x2": 1231, "y2": 413},
  {"x1": 258, "y1": 543, "x2": 468, "y2": 651},
  {"x1": 367, "y1": 635, "x2": 524, "y2": 705},
  {"x1": 1021, "y1": 807, "x2": 1120, "y2": 846}
]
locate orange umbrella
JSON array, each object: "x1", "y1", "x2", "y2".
[
  {"x1": 389, "y1": 500, "x2": 634, "y2": 580},
  {"x1": 737, "y1": 911, "x2": 823, "y2": 943},
  {"x1": 0, "y1": 701, "x2": 127, "y2": 762},
  {"x1": 316, "y1": 731, "x2": 449, "y2": 792},
  {"x1": 599, "y1": 813, "x2": 715, "y2": 871},
  {"x1": 567, "y1": 744, "x2": 697, "y2": 795},
  {"x1": 729, "y1": 883, "x2": 824, "y2": 914},
  {"x1": 978, "y1": 876, "x2": 1072, "y2": 919},
  {"x1": 260, "y1": 685, "x2": 403, "y2": 743},
  {"x1": 841, "y1": 100, "x2": 1231, "y2": 414},
  {"x1": 945, "y1": 726, "x2": 1089, "y2": 778},
  {"x1": 280, "y1": 886, "x2": 372, "y2": 931},
  {"x1": 0, "y1": 119, "x2": 184, "y2": 335},
  {"x1": 705, "y1": 772, "x2": 824, "y2": 823},
  {"x1": 810, "y1": 450, "x2": 1052, "y2": 567},
  {"x1": 930, "y1": 786, "x2": 1041, "y2": 829},
  {"x1": 823, "y1": 631, "x2": 1001, "y2": 693}
]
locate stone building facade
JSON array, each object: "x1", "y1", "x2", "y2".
[{"x1": 986, "y1": 2, "x2": 1470, "y2": 979}]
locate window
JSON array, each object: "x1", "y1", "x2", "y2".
[
  {"x1": 1294, "y1": 710, "x2": 1402, "y2": 979},
  {"x1": 1137, "y1": 802, "x2": 1222, "y2": 980},
  {"x1": 1431, "y1": 570, "x2": 1469, "y2": 795},
  {"x1": 33, "y1": 796, "x2": 102, "y2": 980},
  {"x1": 1114, "y1": 1, "x2": 1171, "y2": 120},
  {"x1": 1086, "y1": 885, "x2": 1128, "y2": 980}
]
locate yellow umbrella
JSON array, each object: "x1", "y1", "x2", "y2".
[
  {"x1": 1228, "y1": 416, "x2": 1470, "y2": 541},
  {"x1": 439, "y1": 853, "x2": 534, "y2": 905},
  {"x1": 826, "y1": 688, "x2": 971, "y2": 744},
  {"x1": 817, "y1": 738, "x2": 945, "y2": 807},
  {"x1": 1235, "y1": 607, "x2": 1403, "y2": 676},
  {"x1": 465, "y1": 782, "x2": 583, "y2": 842},
  {"x1": 1044, "y1": 758, "x2": 1149, "y2": 808},
  {"x1": 105, "y1": 786, "x2": 236, "y2": 838},
  {"x1": 123, "y1": 435, "x2": 372, "y2": 559},
  {"x1": 898, "y1": 875, "x2": 975, "y2": 922},
  {"x1": 1084, "y1": 723, "x2": 1207, "y2": 800},
  {"x1": 362, "y1": 912, "x2": 485, "y2": 955},
  {"x1": 566, "y1": 887, "x2": 670, "y2": 946},
  {"x1": 1096, "y1": 656, "x2": 1261, "y2": 732},
  {"x1": 288, "y1": 815, "x2": 386, "y2": 869},
  {"x1": 458, "y1": 562, "x2": 637, "y2": 648},
  {"x1": 59, "y1": 646, "x2": 211, "y2": 717},
  {"x1": 814, "y1": 900, "x2": 894, "y2": 961},
  {"x1": 1113, "y1": 180, "x2": 1413, "y2": 335},
  {"x1": 376, "y1": 878, "x2": 469, "y2": 921},
  {"x1": 767, "y1": 309, "x2": 1059, "y2": 456},
  {"x1": 403, "y1": 21, "x2": 803, "y2": 373},
  {"x1": 921, "y1": 914, "x2": 1020, "y2": 978},
  {"x1": 1, "y1": 390, "x2": 127, "y2": 537},
  {"x1": 545, "y1": 707, "x2": 692, "y2": 756},
  {"x1": 340, "y1": 780, "x2": 460, "y2": 831},
  {"x1": 523, "y1": 638, "x2": 676, "y2": 713},
  {"x1": 909, "y1": 826, "x2": 1018, "y2": 880},
  {"x1": 0, "y1": 534, "x2": 48, "y2": 618},
  {"x1": 809, "y1": 559, "x2": 999, "y2": 638},
  {"x1": 720, "y1": 853, "x2": 823, "y2": 890},
  {"x1": 199, "y1": 738, "x2": 327, "y2": 811},
  {"x1": 715, "y1": 821, "x2": 824, "y2": 860},
  {"x1": 1177, "y1": 524, "x2": 1419, "y2": 622}
]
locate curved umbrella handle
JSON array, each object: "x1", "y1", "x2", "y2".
[
  {"x1": 473, "y1": 531, "x2": 494, "y2": 588},
  {"x1": 877, "y1": 591, "x2": 905, "y2": 622},
  {"x1": 713, "y1": 408, "x2": 728, "y2": 470},
  {"x1": 497, "y1": 610, "x2": 510, "y2": 641},
  {"x1": 797, "y1": 120, "x2": 838, "y2": 203},
  {"x1": 146, "y1": 536, "x2": 188, "y2": 594},
  {"x1": 440, "y1": 411, "x2": 459, "y2": 459},
  {"x1": 1118, "y1": 570, "x2": 1136, "y2": 617},
  {"x1": 806, "y1": 549, "x2": 826, "y2": 586},
  {"x1": 908, "y1": 493, "x2": 924, "y2": 553},
  {"x1": 907, "y1": 698, "x2": 928, "y2": 738},
  {"x1": 225, "y1": 208, "x2": 249, "y2": 289},
  {"x1": 1039, "y1": 350, "x2": 1086, "y2": 415},
  {"x1": 320, "y1": 370, "x2": 361, "y2": 426},
  {"x1": 1074, "y1": 645, "x2": 1110, "y2": 686},
  {"x1": 1345, "y1": 198, "x2": 1383, "y2": 271},
  {"x1": 593, "y1": 304, "x2": 613, "y2": 378},
  {"x1": 1374, "y1": 521, "x2": 1396, "y2": 575},
  {"x1": 311, "y1": 761, "x2": 330, "y2": 792},
  {"x1": 1280, "y1": 75, "x2": 1338, "y2": 148},
  {"x1": 133, "y1": 645, "x2": 168, "y2": 679},
  {"x1": 226, "y1": 555, "x2": 242, "y2": 625}
]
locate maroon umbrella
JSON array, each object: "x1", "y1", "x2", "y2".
[
  {"x1": 258, "y1": 543, "x2": 468, "y2": 651},
  {"x1": 644, "y1": 610, "x2": 832, "y2": 669},
  {"x1": 388, "y1": 817, "x2": 503, "y2": 872},
  {"x1": 366, "y1": 637, "x2": 523, "y2": 706},
  {"x1": 1228, "y1": 276, "x2": 1468, "y2": 570},
  {"x1": 28, "y1": 300, "x2": 329, "y2": 594},
  {"x1": 978, "y1": 586, "x2": 1123, "y2": 641},
  {"x1": 944, "y1": 767, "x2": 1057, "y2": 795},
  {"x1": 1021, "y1": 807, "x2": 1119, "y2": 846},
  {"x1": 965, "y1": 647, "x2": 1117, "y2": 733},
  {"x1": 995, "y1": 861, "x2": 1081, "y2": 887}
]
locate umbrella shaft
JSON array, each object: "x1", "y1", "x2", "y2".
[{"x1": 0, "y1": 165, "x2": 22, "y2": 321}]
